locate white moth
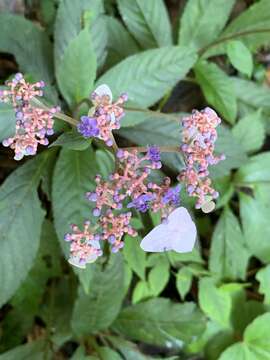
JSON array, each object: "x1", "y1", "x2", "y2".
[
  {"x1": 94, "y1": 84, "x2": 113, "y2": 102},
  {"x1": 140, "y1": 207, "x2": 197, "y2": 253}
]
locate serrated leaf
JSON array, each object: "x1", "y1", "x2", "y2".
[
  {"x1": 97, "y1": 46, "x2": 197, "y2": 108},
  {"x1": 50, "y1": 130, "x2": 92, "y2": 150},
  {"x1": 199, "y1": 278, "x2": 232, "y2": 328},
  {"x1": 123, "y1": 235, "x2": 146, "y2": 280},
  {"x1": 204, "y1": 0, "x2": 270, "y2": 57},
  {"x1": 236, "y1": 152, "x2": 270, "y2": 184},
  {"x1": 0, "y1": 13, "x2": 53, "y2": 83},
  {"x1": 176, "y1": 267, "x2": 193, "y2": 300},
  {"x1": 54, "y1": 0, "x2": 106, "y2": 68},
  {"x1": 52, "y1": 147, "x2": 98, "y2": 258},
  {"x1": 256, "y1": 265, "x2": 270, "y2": 304},
  {"x1": 113, "y1": 298, "x2": 206, "y2": 347},
  {"x1": 232, "y1": 111, "x2": 265, "y2": 153},
  {"x1": 232, "y1": 77, "x2": 270, "y2": 111},
  {"x1": 0, "y1": 102, "x2": 16, "y2": 143},
  {"x1": 0, "y1": 154, "x2": 47, "y2": 307},
  {"x1": 71, "y1": 254, "x2": 125, "y2": 335},
  {"x1": 195, "y1": 61, "x2": 237, "y2": 123},
  {"x1": 209, "y1": 207, "x2": 249, "y2": 280},
  {"x1": 240, "y1": 192, "x2": 270, "y2": 263},
  {"x1": 179, "y1": 0, "x2": 235, "y2": 50},
  {"x1": 105, "y1": 16, "x2": 140, "y2": 68},
  {"x1": 56, "y1": 29, "x2": 97, "y2": 107},
  {"x1": 227, "y1": 40, "x2": 253, "y2": 77},
  {"x1": 117, "y1": 0, "x2": 172, "y2": 49}
]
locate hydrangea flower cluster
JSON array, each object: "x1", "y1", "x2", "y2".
[
  {"x1": 77, "y1": 84, "x2": 128, "y2": 146},
  {"x1": 0, "y1": 73, "x2": 59, "y2": 160},
  {"x1": 178, "y1": 107, "x2": 225, "y2": 211}
]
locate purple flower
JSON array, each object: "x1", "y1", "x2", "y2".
[
  {"x1": 77, "y1": 116, "x2": 99, "y2": 138},
  {"x1": 147, "y1": 146, "x2": 161, "y2": 163},
  {"x1": 127, "y1": 193, "x2": 155, "y2": 213},
  {"x1": 162, "y1": 185, "x2": 181, "y2": 206}
]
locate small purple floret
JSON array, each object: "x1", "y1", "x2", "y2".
[{"x1": 77, "y1": 116, "x2": 99, "y2": 138}]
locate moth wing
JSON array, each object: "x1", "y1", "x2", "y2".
[
  {"x1": 168, "y1": 207, "x2": 197, "y2": 253},
  {"x1": 140, "y1": 223, "x2": 173, "y2": 252}
]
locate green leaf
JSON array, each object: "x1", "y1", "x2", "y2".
[
  {"x1": 107, "y1": 336, "x2": 152, "y2": 360},
  {"x1": 113, "y1": 298, "x2": 206, "y2": 347},
  {"x1": 0, "y1": 13, "x2": 53, "y2": 84},
  {"x1": 0, "y1": 103, "x2": 16, "y2": 143},
  {"x1": 195, "y1": 61, "x2": 237, "y2": 124},
  {"x1": 56, "y1": 29, "x2": 97, "y2": 107},
  {"x1": 50, "y1": 130, "x2": 92, "y2": 150},
  {"x1": 256, "y1": 265, "x2": 270, "y2": 304},
  {"x1": 204, "y1": 0, "x2": 270, "y2": 57},
  {"x1": 227, "y1": 40, "x2": 253, "y2": 77},
  {"x1": 240, "y1": 192, "x2": 270, "y2": 263},
  {"x1": 219, "y1": 313, "x2": 270, "y2": 360},
  {"x1": 176, "y1": 267, "x2": 193, "y2": 300},
  {"x1": 97, "y1": 46, "x2": 197, "y2": 108},
  {"x1": 232, "y1": 77, "x2": 270, "y2": 111},
  {"x1": 132, "y1": 281, "x2": 152, "y2": 304},
  {"x1": 236, "y1": 152, "x2": 270, "y2": 184},
  {"x1": 117, "y1": 0, "x2": 172, "y2": 48},
  {"x1": 0, "y1": 340, "x2": 45, "y2": 360},
  {"x1": 105, "y1": 16, "x2": 140, "y2": 68},
  {"x1": 199, "y1": 278, "x2": 232, "y2": 328},
  {"x1": 71, "y1": 254, "x2": 125, "y2": 335},
  {"x1": 179, "y1": 0, "x2": 235, "y2": 50},
  {"x1": 148, "y1": 259, "x2": 170, "y2": 296},
  {"x1": 98, "y1": 347, "x2": 122, "y2": 360},
  {"x1": 232, "y1": 111, "x2": 265, "y2": 153},
  {"x1": 52, "y1": 147, "x2": 98, "y2": 257},
  {"x1": 209, "y1": 207, "x2": 249, "y2": 280},
  {"x1": 123, "y1": 235, "x2": 146, "y2": 280},
  {"x1": 54, "y1": 0, "x2": 107, "y2": 68},
  {"x1": 0, "y1": 154, "x2": 48, "y2": 307},
  {"x1": 96, "y1": 149, "x2": 114, "y2": 177}
]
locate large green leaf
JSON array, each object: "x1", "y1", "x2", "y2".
[
  {"x1": 50, "y1": 130, "x2": 92, "y2": 151},
  {"x1": 0, "y1": 103, "x2": 16, "y2": 143},
  {"x1": 199, "y1": 278, "x2": 232, "y2": 328},
  {"x1": 52, "y1": 147, "x2": 98, "y2": 257},
  {"x1": 56, "y1": 29, "x2": 97, "y2": 107},
  {"x1": 236, "y1": 152, "x2": 270, "y2": 184},
  {"x1": 113, "y1": 298, "x2": 206, "y2": 347},
  {"x1": 209, "y1": 207, "x2": 249, "y2": 280},
  {"x1": 219, "y1": 313, "x2": 270, "y2": 360},
  {"x1": 227, "y1": 40, "x2": 253, "y2": 77},
  {"x1": 97, "y1": 46, "x2": 197, "y2": 108},
  {"x1": 0, "y1": 340, "x2": 45, "y2": 360},
  {"x1": 204, "y1": 0, "x2": 270, "y2": 57},
  {"x1": 117, "y1": 0, "x2": 172, "y2": 48},
  {"x1": 105, "y1": 17, "x2": 140, "y2": 68},
  {"x1": 256, "y1": 265, "x2": 270, "y2": 304},
  {"x1": 123, "y1": 235, "x2": 146, "y2": 280},
  {"x1": 179, "y1": 0, "x2": 235, "y2": 50},
  {"x1": 240, "y1": 192, "x2": 270, "y2": 263},
  {"x1": 195, "y1": 61, "x2": 237, "y2": 124},
  {"x1": 54, "y1": 0, "x2": 107, "y2": 68},
  {"x1": 0, "y1": 154, "x2": 48, "y2": 307},
  {"x1": 232, "y1": 111, "x2": 265, "y2": 153},
  {"x1": 232, "y1": 77, "x2": 270, "y2": 111},
  {"x1": 0, "y1": 13, "x2": 53, "y2": 84},
  {"x1": 71, "y1": 254, "x2": 126, "y2": 335}
]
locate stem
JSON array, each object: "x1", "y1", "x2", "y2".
[
  {"x1": 120, "y1": 145, "x2": 180, "y2": 153},
  {"x1": 199, "y1": 28, "x2": 270, "y2": 56}
]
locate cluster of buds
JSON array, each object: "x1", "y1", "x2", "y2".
[
  {"x1": 87, "y1": 147, "x2": 180, "y2": 221},
  {"x1": 178, "y1": 107, "x2": 225, "y2": 211},
  {"x1": 77, "y1": 84, "x2": 127, "y2": 146},
  {"x1": 0, "y1": 73, "x2": 59, "y2": 160}
]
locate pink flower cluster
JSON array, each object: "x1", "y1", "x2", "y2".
[
  {"x1": 0, "y1": 73, "x2": 59, "y2": 160},
  {"x1": 77, "y1": 84, "x2": 127, "y2": 146},
  {"x1": 178, "y1": 107, "x2": 225, "y2": 210},
  {"x1": 65, "y1": 147, "x2": 182, "y2": 267}
]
